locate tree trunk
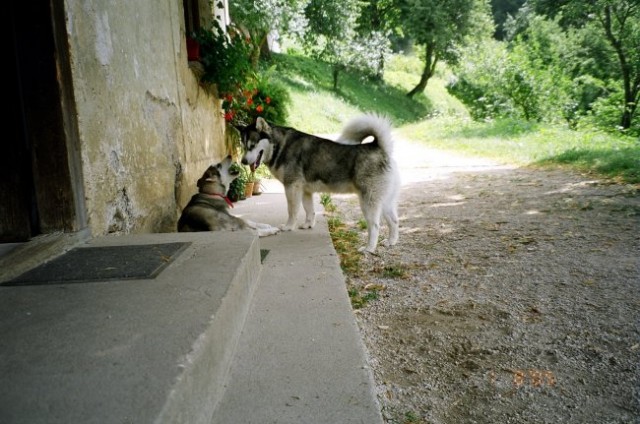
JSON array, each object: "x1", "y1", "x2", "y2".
[
  {"x1": 407, "y1": 43, "x2": 438, "y2": 98},
  {"x1": 332, "y1": 65, "x2": 340, "y2": 91},
  {"x1": 600, "y1": 6, "x2": 638, "y2": 130},
  {"x1": 249, "y1": 32, "x2": 268, "y2": 70}
]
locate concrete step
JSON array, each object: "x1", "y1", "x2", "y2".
[
  {"x1": 1, "y1": 185, "x2": 383, "y2": 424},
  {"x1": 213, "y1": 193, "x2": 383, "y2": 424},
  {"x1": 0, "y1": 232, "x2": 260, "y2": 424}
]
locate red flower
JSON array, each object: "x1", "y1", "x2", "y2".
[
  {"x1": 256, "y1": 105, "x2": 264, "y2": 113},
  {"x1": 225, "y1": 94, "x2": 233, "y2": 102},
  {"x1": 224, "y1": 111, "x2": 234, "y2": 121},
  {"x1": 246, "y1": 98, "x2": 254, "y2": 106},
  {"x1": 265, "y1": 97, "x2": 271, "y2": 104}
]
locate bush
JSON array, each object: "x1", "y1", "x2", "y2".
[
  {"x1": 446, "y1": 39, "x2": 515, "y2": 120},
  {"x1": 195, "y1": 20, "x2": 252, "y2": 96},
  {"x1": 221, "y1": 66, "x2": 291, "y2": 126},
  {"x1": 579, "y1": 83, "x2": 640, "y2": 137}
]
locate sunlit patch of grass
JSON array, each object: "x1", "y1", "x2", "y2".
[
  {"x1": 374, "y1": 264, "x2": 410, "y2": 280},
  {"x1": 326, "y1": 216, "x2": 361, "y2": 275},
  {"x1": 348, "y1": 286, "x2": 380, "y2": 309},
  {"x1": 399, "y1": 116, "x2": 640, "y2": 183},
  {"x1": 538, "y1": 147, "x2": 640, "y2": 183},
  {"x1": 320, "y1": 193, "x2": 337, "y2": 213}
]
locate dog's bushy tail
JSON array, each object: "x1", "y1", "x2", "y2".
[{"x1": 337, "y1": 113, "x2": 394, "y2": 156}]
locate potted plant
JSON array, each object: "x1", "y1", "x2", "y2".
[
  {"x1": 241, "y1": 166, "x2": 254, "y2": 198},
  {"x1": 249, "y1": 164, "x2": 271, "y2": 195},
  {"x1": 250, "y1": 172, "x2": 262, "y2": 195},
  {"x1": 227, "y1": 162, "x2": 246, "y2": 202}
]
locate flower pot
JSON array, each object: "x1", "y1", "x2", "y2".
[
  {"x1": 252, "y1": 179, "x2": 262, "y2": 195},
  {"x1": 243, "y1": 182, "x2": 254, "y2": 198},
  {"x1": 186, "y1": 37, "x2": 200, "y2": 61}
]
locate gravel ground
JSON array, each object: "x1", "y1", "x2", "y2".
[{"x1": 329, "y1": 139, "x2": 640, "y2": 424}]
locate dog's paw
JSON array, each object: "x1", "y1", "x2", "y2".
[
  {"x1": 279, "y1": 224, "x2": 295, "y2": 231},
  {"x1": 381, "y1": 239, "x2": 398, "y2": 247},
  {"x1": 358, "y1": 246, "x2": 377, "y2": 255},
  {"x1": 258, "y1": 226, "x2": 280, "y2": 237},
  {"x1": 298, "y1": 222, "x2": 315, "y2": 230}
]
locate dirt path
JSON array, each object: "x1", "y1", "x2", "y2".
[{"x1": 330, "y1": 138, "x2": 640, "y2": 423}]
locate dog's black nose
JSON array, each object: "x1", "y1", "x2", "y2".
[{"x1": 241, "y1": 158, "x2": 248, "y2": 165}]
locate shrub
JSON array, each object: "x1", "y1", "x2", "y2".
[
  {"x1": 195, "y1": 20, "x2": 252, "y2": 96},
  {"x1": 221, "y1": 66, "x2": 291, "y2": 126}
]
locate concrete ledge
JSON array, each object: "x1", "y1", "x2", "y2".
[
  {"x1": 214, "y1": 194, "x2": 384, "y2": 423},
  {"x1": 0, "y1": 232, "x2": 260, "y2": 424}
]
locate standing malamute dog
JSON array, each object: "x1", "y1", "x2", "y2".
[
  {"x1": 178, "y1": 156, "x2": 279, "y2": 237},
  {"x1": 237, "y1": 114, "x2": 400, "y2": 253}
]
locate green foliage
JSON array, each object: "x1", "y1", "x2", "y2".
[
  {"x1": 229, "y1": 0, "x2": 308, "y2": 65},
  {"x1": 194, "y1": 20, "x2": 252, "y2": 95},
  {"x1": 525, "y1": 0, "x2": 640, "y2": 131},
  {"x1": 301, "y1": 0, "x2": 392, "y2": 88},
  {"x1": 227, "y1": 163, "x2": 248, "y2": 201},
  {"x1": 253, "y1": 69, "x2": 291, "y2": 125},
  {"x1": 399, "y1": 0, "x2": 491, "y2": 96},
  {"x1": 491, "y1": 0, "x2": 527, "y2": 40},
  {"x1": 447, "y1": 1, "x2": 639, "y2": 133},
  {"x1": 221, "y1": 66, "x2": 291, "y2": 125}
]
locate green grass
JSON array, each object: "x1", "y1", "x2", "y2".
[
  {"x1": 270, "y1": 53, "x2": 440, "y2": 132},
  {"x1": 326, "y1": 215, "x2": 361, "y2": 275},
  {"x1": 400, "y1": 117, "x2": 640, "y2": 183},
  {"x1": 268, "y1": 52, "x2": 639, "y2": 183}
]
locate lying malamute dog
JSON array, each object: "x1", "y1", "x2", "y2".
[
  {"x1": 237, "y1": 114, "x2": 400, "y2": 253},
  {"x1": 178, "y1": 156, "x2": 279, "y2": 237}
]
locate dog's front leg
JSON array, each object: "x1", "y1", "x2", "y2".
[
  {"x1": 245, "y1": 220, "x2": 280, "y2": 237},
  {"x1": 299, "y1": 191, "x2": 316, "y2": 229},
  {"x1": 282, "y1": 185, "x2": 302, "y2": 231}
]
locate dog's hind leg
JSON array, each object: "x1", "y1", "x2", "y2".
[
  {"x1": 382, "y1": 204, "x2": 399, "y2": 247},
  {"x1": 358, "y1": 195, "x2": 383, "y2": 253},
  {"x1": 299, "y1": 191, "x2": 316, "y2": 229},
  {"x1": 382, "y1": 184, "x2": 400, "y2": 247}
]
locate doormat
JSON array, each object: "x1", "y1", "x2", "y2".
[{"x1": 3, "y1": 242, "x2": 190, "y2": 286}]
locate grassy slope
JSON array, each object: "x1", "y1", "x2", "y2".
[{"x1": 269, "y1": 53, "x2": 639, "y2": 183}]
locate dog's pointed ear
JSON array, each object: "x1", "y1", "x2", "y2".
[{"x1": 255, "y1": 117, "x2": 272, "y2": 135}]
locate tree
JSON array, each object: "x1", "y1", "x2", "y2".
[
  {"x1": 399, "y1": 0, "x2": 493, "y2": 97},
  {"x1": 302, "y1": 0, "x2": 365, "y2": 90},
  {"x1": 529, "y1": 0, "x2": 639, "y2": 130},
  {"x1": 490, "y1": 0, "x2": 526, "y2": 39},
  {"x1": 229, "y1": 0, "x2": 307, "y2": 67},
  {"x1": 355, "y1": 0, "x2": 402, "y2": 78}
]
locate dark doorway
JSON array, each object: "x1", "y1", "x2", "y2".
[{"x1": 3, "y1": 2, "x2": 86, "y2": 242}]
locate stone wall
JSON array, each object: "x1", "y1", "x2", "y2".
[{"x1": 64, "y1": 0, "x2": 228, "y2": 235}]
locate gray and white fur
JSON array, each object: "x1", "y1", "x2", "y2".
[
  {"x1": 178, "y1": 156, "x2": 279, "y2": 237},
  {"x1": 238, "y1": 114, "x2": 400, "y2": 253}
]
